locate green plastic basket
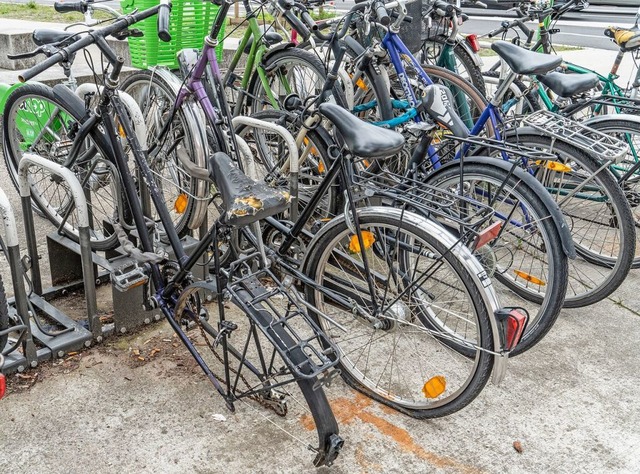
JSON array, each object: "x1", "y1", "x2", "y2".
[{"x1": 121, "y1": 0, "x2": 226, "y2": 70}]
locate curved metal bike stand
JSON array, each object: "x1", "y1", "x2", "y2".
[{"x1": 0, "y1": 154, "x2": 97, "y2": 373}]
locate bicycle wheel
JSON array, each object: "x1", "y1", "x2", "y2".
[
  {"x1": 583, "y1": 117, "x2": 640, "y2": 268},
  {"x1": 2, "y1": 82, "x2": 119, "y2": 250},
  {"x1": 505, "y1": 130, "x2": 635, "y2": 307},
  {"x1": 304, "y1": 208, "x2": 494, "y2": 418},
  {"x1": 246, "y1": 48, "x2": 346, "y2": 114},
  {"x1": 424, "y1": 160, "x2": 568, "y2": 355},
  {"x1": 419, "y1": 35, "x2": 487, "y2": 98},
  {"x1": 120, "y1": 68, "x2": 209, "y2": 235}
]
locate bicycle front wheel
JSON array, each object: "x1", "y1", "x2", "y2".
[
  {"x1": 3, "y1": 82, "x2": 119, "y2": 250},
  {"x1": 304, "y1": 208, "x2": 495, "y2": 418}
]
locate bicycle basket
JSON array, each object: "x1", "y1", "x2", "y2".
[{"x1": 121, "y1": 0, "x2": 226, "y2": 69}]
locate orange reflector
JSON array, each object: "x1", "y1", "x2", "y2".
[
  {"x1": 356, "y1": 78, "x2": 369, "y2": 91},
  {"x1": 422, "y1": 375, "x2": 446, "y2": 399},
  {"x1": 348, "y1": 231, "x2": 375, "y2": 253},
  {"x1": 174, "y1": 193, "x2": 188, "y2": 214},
  {"x1": 118, "y1": 123, "x2": 126, "y2": 138},
  {"x1": 513, "y1": 270, "x2": 546, "y2": 286},
  {"x1": 474, "y1": 221, "x2": 502, "y2": 250},
  {"x1": 535, "y1": 160, "x2": 572, "y2": 173},
  {"x1": 363, "y1": 159, "x2": 371, "y2": 168},
  {"x1": 318, "y1": 160, "x2": 325, "y2": 173}
]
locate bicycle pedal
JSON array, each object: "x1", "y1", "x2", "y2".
[{"x1": 111, "y1": 262, "x2": 149, "y2": 292}]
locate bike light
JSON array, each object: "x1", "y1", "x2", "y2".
[
  {"x1": 0, "y1": 373, "x2": 6, "y2": 400},
  {"x1": 348, "y1": 231, "x2": 375, "y2": 253},
  {"x1": 422, "y1": 375, "x2": 446, "y2": 399},
  {"x1": 174, "y1": 193, "x2": 188, "y2": 214},
  {"x1": 466, "y1": 34, "x2": 480, "y2": 53},
  {"x1": 513, "y1": 270, "x2": 546, "y2": 286},
  {"x1": 474, "y1": 221, "x2": 502, "y2": 250},
  {"x1": 495, "y1": 307, "x2": 529, "y2": 352}
]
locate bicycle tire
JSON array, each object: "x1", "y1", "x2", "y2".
[
  {"x1": 120, "y1": 68, "x2": 209, "y2": 235},
  {"x1": 2, "y1": 82, "x2": 119, "y2": 250},
  {"x1": 419, "y1": 34, "x2": 487, "y2": 98},
  {"x1": 502, "y1": 130, "x2": 636, "y2": 308},
  {"x1": 583, "y1": 117, "x2": 640, "y2": 268},
  {"x1": 424, "y1": 160, "x2": 568, "y2": 356},
  {"x1": 303, "y1": 208, "x2": 494, "y2": 418}
]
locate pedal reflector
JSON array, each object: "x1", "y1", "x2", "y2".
[
  {"x1": 514, "y1": 270, "x2": 545, "y2": 286},
  {"x1": 349, "y1": 231, "x2": 375, "y2": 253},
  {"x1": 0, "y1": 373, "x2": 6, "y2": 400},
  {"x1": 422, "y1": 375, "x2": 446, "y2": 399}
]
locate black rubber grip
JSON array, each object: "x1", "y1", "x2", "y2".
[
  {"x1": 54, "y1": 1, "x2": 86, "y2": 13},
  {"x1": 373, "y1": 1, "x2": 390, "y2": 26},
  {"x1": 284, "y1": 9, "x2": 310, "y2": 40},
  {"x1": 390, "y1": 11, "x2": 412, "y2": 23},
  {"x1": 433, "y1": 0, "x2": 454, "y2": 16},
  {"x1": 301, "y1": 11, "x2": 318, "y2": 31},
  {"x1": 157, "y1": 3, "x2": 171, "y2": 42},
  {"x1": 19, "y1": 51, "x2": 64, "y2": 82}
]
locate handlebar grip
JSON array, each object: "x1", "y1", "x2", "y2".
[
  {"x1": 301, "y1": 11, "x2": 318, "y2": 31},
  {"x1": 433, "y1": 0, "x2": 454, "y2": 16},
  {"x1": 19, "y1": 51, "x2": 64, "y2": 82},
  {"x1": 54, "y1": 1, "x2": 87, "y2": 13},
  {"x1": 157, "y1": 2, "x2": 171, "y2": 42},
  {"x1": 373, "y1": 1, "x2": 390, "y2": 26},
  {"x1": 284, "y1": 9, "x2": 311, "y2": 40}
]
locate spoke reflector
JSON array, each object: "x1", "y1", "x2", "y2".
[
  {"x1": 174, "y1": 193, "x2": 188, "y2": 213},
  {"x1": 535, "y1": 160, "x2": 572, "y2": 173},
  {"x1": 349, "y1": 231, "x2": 375, "y2": 253},
  {"x1": 513, "y1": 270, "x2": 545, "y2": 286},
  {"x1": 422, "y1": 376, "x2": 446, "y2": 399}
]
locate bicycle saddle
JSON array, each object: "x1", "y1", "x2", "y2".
[
  {"x1": 491, "y1": 41, "x2": 563, "y2": 76},
  {"x1": 32, "y1": 29, "x2": 76, "y2": 47},
  {"x1": 208, "y1": 152, "x2": 290, "y2": 227},
  {"x1": 536, "y1": 71, "x2": 599, "y2": 97},
  {"x1": 604, "y1": 27, "x2": 640, "y2": 52},
  {"x1": 318, "y1": 103, "x2": 405, "y2": 158},
  {"x1": 243, "y1": 28, "x2": 283, "y2": 54}
]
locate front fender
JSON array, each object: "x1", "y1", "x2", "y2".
[{"x1": 0, "y1": 83, "x2": 24, "y2": 113}]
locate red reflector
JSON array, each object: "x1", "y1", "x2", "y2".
[
  {"x1": 0, "y1": 374, "x2": 6, "y2": 400},
  {"x1": 505, "y1": 310, "x2": 527, "y2": 351},
  {"x1": 466, "y1": 34, "x2": 480, "y2": 53},
  {"x1": 474, "y1": 221, "x2": 502, "y2": 250}
]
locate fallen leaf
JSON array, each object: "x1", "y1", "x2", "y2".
[
  {"x1": 133, "y1": 349, "x2": 140, "y2": 356},
  {"x1": 137, "y1": 356, "x2": 145, "y2": 361},
  {"x1": 513, "y1": 441, "x2": 523, "y2": 454}
]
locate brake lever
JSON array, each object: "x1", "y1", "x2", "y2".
[{"x1": 7, "y1": 46, "x2": 45, "y2": 60}]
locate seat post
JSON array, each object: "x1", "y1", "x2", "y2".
[
  {"x1": 609, "y1": 50, "x2": 625, "y2": 78},
  {"x1": 489, "y1": 70, "x2": 518, "y2": 107}
]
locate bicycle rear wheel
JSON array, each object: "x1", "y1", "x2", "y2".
[
  {"x1": 304, "y1": 208, "x2": 495, "y2": 418},
  {"x1": 506, "y1": 131, "x2": 636, "y2": 307}
]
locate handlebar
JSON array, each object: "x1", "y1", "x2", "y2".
[
  {"x1": 373, "y1": 0, "x2": 391, "y2": 26},
  {"x1": 20, "y1": 2, "x2": 170, "y2": 82},
  {"x1": 157, "y1": 0, "x2": 172, "y2": 42},
  {"x1": 54, "y1": 0, "x2": 88, "y2": 14}
]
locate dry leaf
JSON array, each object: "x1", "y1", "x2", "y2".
[
  {"x1": 513, "y1": 441, "x2": 523, "y2": 454},
  {"x1": 137, "y1": 356, "x2": 145, "y2": 361},
  {"x1": 133, "y1": 349, "x2": 140, "y2": 356}
]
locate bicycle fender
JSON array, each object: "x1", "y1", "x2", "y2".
[
  {"x1": 582, "y1": 113, "x2": 640, "y2": 129},
  {"x1": 432, "y1": 156, "x2": 577, "y2": 259},
  {"x1": 300, "y1": 206, "x2": 508, "y2": 382},
  {"x1": 456, "y1": 34, "x2": 483, "y2": 68},
  {"x1": 261, "y1": 42, "x2": 296, "y2": 70},
  {"x1": 0, "y1": 82, "x2": 24, "y2": 112}
]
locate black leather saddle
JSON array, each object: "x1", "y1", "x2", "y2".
[
  {"x1": 244, "y1": 28, "x2": 283, "y2": 54},
  {"x1": 536, "y1": 71, "x2": 599, "y2": 97},
  {"x1": 32, "y1": 29, "x2": 76, "y2": 47},
  {"x1": 491, "y1": 41, "x2": 563, "y2": 76},
  {"x1": 318, "y1": 103, "x2": 405, "y2": 158},
  {"x1": 208, "y1": 152, "x2": 290, "y2": 227}
]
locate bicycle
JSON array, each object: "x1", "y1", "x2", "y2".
[{"x1": 13, "y1": 0, "x2": 527, "y2": 460}]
